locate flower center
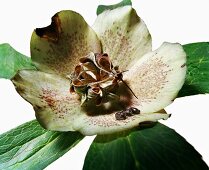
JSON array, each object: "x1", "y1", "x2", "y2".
[{"x1": 68, "y1": 52, "x2": 124, "y2": 106}]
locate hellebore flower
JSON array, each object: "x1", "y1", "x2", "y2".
[{"x1": 12, "y1": 6, "x2": 186, "y2": 136}]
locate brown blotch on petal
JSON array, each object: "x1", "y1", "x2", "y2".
[
  {"x1": 181, "y1": 63, "x2": 186, "y2": 68},
  {"x1": 35, "y1": 13, "x2": 61, "y2": 42},
  {"x1": 138, "y1": 121, "x2": 156, "y2": 129},
  {"x1": 115, "y1": 107, "x2": 140, "y2": 120},
  {"x1": 115, "y1": 111, "x2": 127, "y2": 120}
]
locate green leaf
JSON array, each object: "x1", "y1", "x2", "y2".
[
  {"x1": 0, "y1": 120, "x2": 84, "y2": 170},
  {"x1": 83, "y1": 123, "x2": 208, "y2": 170},
  {"x1": 97, "y1": 0, "x2": 132, "y2": 15},
  {"x1": 178, "y1": 42, "x2": 209, "y2": 97},
  {"x1": 0, "y1": 43, "x2": 36, "y2": 79}
]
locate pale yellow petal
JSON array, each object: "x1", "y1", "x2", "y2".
[
  {"x1": 93, "y1": 6, "x2": 151, "y2": 70},
  {"x1": 123, "y1": 42, "x2": 186, "y2": 113},
  {"x1": 12, "y1": 70, "x2": 81, "y2": 131},
  {"x1": 12, "y1": 67, "x2": 172, "y2": 135},
  {"x1": 73, "y1": 112, "x2": 169, "y2": 136},
  {"x1": 31, "y1": 10, "x2": 101, "y2": 76}
]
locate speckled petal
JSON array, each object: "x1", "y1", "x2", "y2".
[
  {"x1": 123, "y1": 42, "x2": 187, "y2": 113},
  {"x1": 12, "y1": 70, "x2": 82, "y2": 131},
  {"x1": 73, "y1": 112, "x2": 170, "y2": 136},
  {"x1": 31, "y1": 10, "x2": 101, "y2": 76},
  {"x1": 93, "y1": 6, "x2": 151, "y2": 70},
  {"x1": 12, "y1": 70, "x2": 170, "y2": 135}
]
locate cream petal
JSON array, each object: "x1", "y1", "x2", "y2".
[
  {"x1": 12, "y1": 70, "x2": 82, "y2": 131},
  {"x1": 31, "y1": 10, "x2": 101, "y2": 76},
  {"x1": 93, "y1": 6, "x2": 152, "y2": 71},
  {"x1": 12, "y1": 70, "x2": 170, "y2": 135},
  {"x1": 123, "y1": 42, "x2": 187, "y2": 113},
  {"x1": 73, "y1": 112, "x2": 170, "y2": 136}
]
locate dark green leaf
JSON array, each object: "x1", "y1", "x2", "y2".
[
  {"x1": 178, "y1": 42, "x2": 209, "y2": 97},
  {"x1": 0, "y1": 120, "x2": 84, "y2": 170},
  {"x1": 83, "y1": 123, "x2": 208, "y2": 170},
  {"x1": 0, "y1": 43, "x2": 36, "y2": 79},
  {"x1": 97, "y1": 0, "x2": 132, "y2": 15}
]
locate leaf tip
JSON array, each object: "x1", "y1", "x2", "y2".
[{"x1": 96, "y1": 0, "x2": 132, "y2": 15}]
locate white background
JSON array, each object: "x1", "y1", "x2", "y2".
[{"x1": 0, "y1": 0, "x2": 209, "y2": 169}]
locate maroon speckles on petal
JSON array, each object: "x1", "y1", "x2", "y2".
[
  {"x1": 100, "y1": 28, "x2": 134, "y2": 68},
  {"x1": 42, "y1": 89, "x2": 57, "y2": 107},
  {"x1": 40, "y1": 88, "x2": 79, "y2": 119},
  {"x1": 93, "y1": 7, "x2": 151, "y2": 72},
  {"x1": 88, "y1": 115, "x2": 120, "y2": 127},
  {"x1": 41, "y1": 31, "x2": 90, "y2": 74},
  {"x1": 130, "y1": 57, "x2": 172, "y2": 105},
  {"x1": 86, "y1": 110, "x2": 140, "y2": 128}
]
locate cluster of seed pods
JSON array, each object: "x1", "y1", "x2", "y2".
[{"x1": 69, "y1": 52, "x2": 122, "y2": 105}]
